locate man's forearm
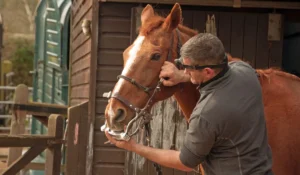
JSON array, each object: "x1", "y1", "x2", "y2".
[{"x1": 132, "y1": 143, "x2": 192, "y2": 172}]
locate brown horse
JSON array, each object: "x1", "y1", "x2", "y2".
[{"x1": 104, "y1": 3, "x2": 300, "y2": 175}]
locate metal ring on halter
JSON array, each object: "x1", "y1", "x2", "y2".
[{"x1": 101, "y1": 78, "x2": 164, "y2": 141}]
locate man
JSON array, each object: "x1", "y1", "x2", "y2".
[{"x1": 105, "y1": 33, "x2": 273, "y2": 174}]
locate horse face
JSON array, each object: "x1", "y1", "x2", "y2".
[{"x1": 104, "y1": 3, "x2": 182, "y2": 132}]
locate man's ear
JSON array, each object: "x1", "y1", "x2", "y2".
[{"x1": 162, "y1": 3, "x2": 182, "y2": 32}]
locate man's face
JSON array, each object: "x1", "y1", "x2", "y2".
[{"x1": 182, "y1": 57, "x2": 206, "y2": 85}]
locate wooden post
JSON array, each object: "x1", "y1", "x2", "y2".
[
  {"x1": 66, "y1": 101, "x2": 88, "y2": 175},
  {"x1": 45, "y1": 114, "x2": 64, "y2": 175},
  {"x1": 7, "y1": 84, "x2": 28, "y2": 168}
]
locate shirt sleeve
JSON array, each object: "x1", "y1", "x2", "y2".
[{"x1": 179, "y1": 116, "x2": 216, "y2": 168}]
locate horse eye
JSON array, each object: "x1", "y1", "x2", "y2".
[{"x1": 150, "y1": 53, "x2": 161, "y2": 61}]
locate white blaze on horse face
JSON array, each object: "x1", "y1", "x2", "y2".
[{"x1": 108, "y1": 35, "x2": 145, "y2": 118}]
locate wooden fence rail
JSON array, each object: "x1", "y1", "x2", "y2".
[
  {"x1": 2, "y1": 114, "x2": 64, "y2": 175},
  {"x1": 0, "y1": 84, "x2": 68, "y2": 174}
]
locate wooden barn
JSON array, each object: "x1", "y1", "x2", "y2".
[{"x1": 66, "y1": 0, "x2": 300, "y2": 175}]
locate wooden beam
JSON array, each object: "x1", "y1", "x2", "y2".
[
  {"x1": 13, "y1": 102, "x2": 68, "y2": 117},
  {"x1": 86, "y1": 0, "x2": 99, "y2": 174},
  {"x1": 2, "y1": 146, "x2": 46, "y2": 175},
  {"x1": 45, "y1": 115, "x2": 64, "y2": 175},
  {"x1": 0, "y1": 135, "x2": 58, "y2": 147},
  {"x1": 99, "y1": 0, "x2": 300, "y2": 10}
]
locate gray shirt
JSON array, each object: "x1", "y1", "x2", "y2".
[{"x1": 179, "y1": 61, "x2": 273, "y2": 175}]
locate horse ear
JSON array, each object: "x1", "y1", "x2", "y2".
[
  {"x1": 163, "y1": 3, "x2": 182, "y2": 32},
  {"x1": 141, "y1": 4, "x2": 154, "y2": 25}
]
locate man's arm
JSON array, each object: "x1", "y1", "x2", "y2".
[
  {"x1": 160, "y1": 61, "x2": 190, "y2": 86},
  {"x1": 105, "y1": 131, "x2": 193, "y2": 172},
  {"x1": 133, "y1": 143, "x2": 193, "y2": 172}
]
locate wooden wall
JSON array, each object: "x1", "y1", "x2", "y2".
[
  {"x1": 93, "y1": 3, "x2": 136, "y2": 175},
  {"x1": 69, "y1": 0, "x2": 93, "y2": 106}
]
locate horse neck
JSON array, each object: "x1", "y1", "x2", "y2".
[{"x1": 172, "y1": 28, "x2": 200, "y2": 121}]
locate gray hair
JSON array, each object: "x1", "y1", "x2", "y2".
[{"x1": 180, "y1": 33, "x2": 225, "y2": 65}]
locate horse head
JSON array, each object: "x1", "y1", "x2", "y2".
[{"x1": 103, "y1": 3, "x2": 190, "y2": 135}]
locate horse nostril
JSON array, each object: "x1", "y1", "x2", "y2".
[{"x1": 115, "y1": 109, "x2": 126, "y2": 122}]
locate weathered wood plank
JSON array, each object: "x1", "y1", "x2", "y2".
[
  {"x1": 72, "y1": 41, "x2": 91, "y2": 64},
  {"x1": 182, "y1": 10, "x2": 193, "y2": 29},
  {"x1": 72, "y1": 32, "x2": 90, "y2": 53},
  {"x1": 88, "y1": 1, "x2": 99, "y2": 174},
  {"x1": 99, "y1": 0, "x2": 300, "y2": 10},
  {"x1": 93, "y1": 164, "x2": 124, "y2": 175},
  {"x1": 66, "y1": 101, "x2": 89, "y2": 175},
  {"x1": 73, "y1": 7, "x2": 93, "y2": 40},
  {"x1": 243, "y1": 13, "x2": 258, "y2": 66},
  {"x1": 71, "y1": 69, "x2": 90, "y2": 86},
  {"x1": 72, "y1": 54, "x2": 90, "y2": 75},
  {"x1": 72, "y1": 2, "x2": 93, "y2": 29},
  {"x1": 95, "y1": 82, "x2": 116, "y2": 99},
  {"x1": 3, "y1": 146, "x2": 46, "y2": 175},
  {"x1": 23, "y1": 162, "x2": 65, "y2": 172},
  {"x1": 45, "y1": 115, "x2": 64, "y2": 175},
  {"x1": 100, "y1": 3, "x2": 135, "y2": 17},
  {"x1": 98, "y1": 49, "x2": 123, "y2": 66},
  {"x1": 0, "y1": 135, "x2": 57, "y2": 147},
  {"x1": 100, "y1": 17, "x2": 131, "y2": 34},
  {"x1": 269, "y1": 14, "x2": 284, "y2": 68},
  {"x1": 94, "y1": 148, "x2": 125, "y2": 164},
  {"x1": 7, "y1": 84, "x2": 28, "y2": 167},
  {"x1": 193, "y1": 11, "x2": 206, "y2": 33},
  {"x1": 130, "y1": 7, "x2": 142, "y2": 44},
  {"x1": 70, "y1": 84, "x2": 90, "y2": 98},
  {"x1": 255, "y1": 13, "x2": 269, "y2": 69},
  {"x1": 218, "y1": 12, "x2": 231, "y2": 53},
  {"x1": 230, "y1": 13, "x2": 245, "y2": 58},
  {"x1": 97, "y1": 66, "x2": 122, "y2": 81},
  {"x1": 99, "y1": 34, "x2": 130, "y2": 49},
  {"x1": 18, "y1": 102, "x2": 67, "y2": 116}
]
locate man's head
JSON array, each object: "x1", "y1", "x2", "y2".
[{"x1": 180, "y1": 33, "x2": 226, "y2": 85}]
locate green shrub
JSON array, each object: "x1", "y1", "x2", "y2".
[{"x1": 10, "y1": 39, "x2": 34, "y2": 86}]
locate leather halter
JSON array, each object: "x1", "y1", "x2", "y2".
[
  {"x1": 111, "y1": 29, "x2": 182, "y2": 116},
  {"x1": 102, "y1": 29, "x2": 182, "y2": 141}
]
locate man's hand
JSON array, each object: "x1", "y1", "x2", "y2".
[
  {"x1": 159, "y1": 61, "x2": 190, "y2": 86},
  {"x1": 105, "y1": 131, "x2": 137, "y2": 151}
]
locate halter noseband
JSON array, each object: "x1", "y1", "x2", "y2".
[{"x1": 101, "y1": 29, "x2": 182, "y2": 141}]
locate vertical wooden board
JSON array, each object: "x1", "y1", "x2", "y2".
[
  {"x1": 193, "y1": 11, "x2": 206, "y2": 33},
  {"x1": 174, "y1": 110, "x2": 188, "y2": 175},
  {"x1": 255, "y1": 14, "x2": 269, "y2": 69},
  {"x1": 218, "y1": 12, "x2": 231, "y2": 53},
  {"x1": 269, "y1": 15, "x2": 284, "y2": 68},
  {"x1": 182, "y1": 10, "x2": 194, "y2": 29},
  {"x1": 126, "y1": 130, "x2": 148, "y2": 175},
  {"x1": 230, "y1": 13, "x2": 245, "y2": 58},
  {"x1": 66, "y1": 101, "x2": 89, "y2": 175},
  {"x1": 148, "y1": 100, "x2": 164, "y2": 175},
  {"x1": 161, "y1": 97, "x2": 179, "y2": 175},
  {"x1": 243, "y1": 13, "x2": 258, "y2": 66},
  {"x1": 45, "y1": 115, "x2": 64, "y2": 175},
  {"x1": 130, "y1": 7, "x2": 143, "y2": 44}
]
